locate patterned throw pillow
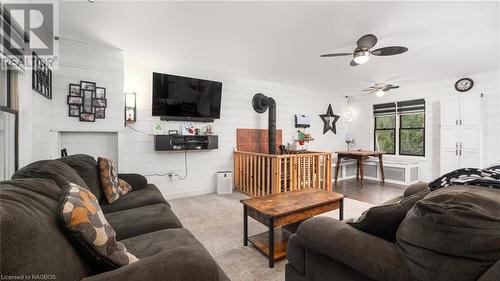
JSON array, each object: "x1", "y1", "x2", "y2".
[
  {"x1": 98, "y1": 157, "x2": 132, "y2": 204},
  {"x1": 59, "y1": 183, "x2": 138, "y2": 269}
]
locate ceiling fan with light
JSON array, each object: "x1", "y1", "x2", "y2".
[
  {"x1": 320, "y1": 34, "x2": 408, "y2": 66},
  {"x1": 363, "y1": 83, "x2": 400, "y2": 97}
]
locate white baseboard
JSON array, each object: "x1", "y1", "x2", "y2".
[{"x1": 162, "y1": 187, "x2": 216, "y2": 200}]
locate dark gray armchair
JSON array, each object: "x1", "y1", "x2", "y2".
[{"x1": 286, "y1": 184, "x2": 500, "y2": 281}]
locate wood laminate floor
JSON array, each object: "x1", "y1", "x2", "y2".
[{"x1": 332, "y1": 179, "x2": 407, "y2": 205}]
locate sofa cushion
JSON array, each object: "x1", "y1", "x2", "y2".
[
  {"x1": 120, "y1": 228, "x2": 219, "y2": 281},
  {"x1": 59, "y1": 183, "x2": 139, "y2": 270},
  {"x1": 0, "y1": 179, "x2": 92, "y2": 280},
  {"x1": 12, "y1": 159, "x2": 89, "y2": 189},
  {"x1": 347, "y1": 189, "x2": 429, "y2": 242},
  {"x1": 81, "y1": 228, "x2": 224, "y2": 281},
  {"x1": 106, "y1": 203, "x2": 182, "y2": 240},
  {"x1": 57, "y1": 154, "x2": 104, "y2": 202},
  {"x1": 396, "y1": 185, "x2": 500, "y2": 281},
  {"x1": 98, "y1": 157, "x2": 132, "y2": 204},
  {"x1": 101, "y1": 184, "x2": 168, "y2": 214},
  {"x1": 303, "y1": 250, "x2": 377, "y2": 281}
]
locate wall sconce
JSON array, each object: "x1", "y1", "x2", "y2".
[{"x1": 125, "y1": 92, "x2": 136, "y2": 123}]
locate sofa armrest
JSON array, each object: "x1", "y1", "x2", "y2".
[
  {"x1": 478, "y1": 259, "x2": 500, "y2": 281},
  {"x1": 286, "y1": 234, "x2": 305, "y2": 274},
  {"x1": 81, "y1": 246, "x2": 221, "y2": 281},
  {"x1": 296, "y1": 217, "x2": 411, "y2": 281},
  {"x1": 403, "y1": 182, "x2": 428, "y2": 197},
  {"x1": 117, "y1": 173, "x2": 148, "y2": 191}
]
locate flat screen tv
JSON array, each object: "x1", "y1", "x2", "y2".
[{"x1": 152, "y1": 72, "x2": 222, "y2": 121}]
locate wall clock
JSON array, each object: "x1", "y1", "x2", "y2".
[{"x1": 454, "y1": 78, "x2": 474, "y2": 92}]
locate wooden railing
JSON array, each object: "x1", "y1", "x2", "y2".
[{"x1": 233, "y1": 151, "x2": 333, "y2": 197}]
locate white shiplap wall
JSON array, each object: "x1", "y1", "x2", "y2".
[
  {"x1": 347, "y1": 71, "x2": 500, "y2": 182},
  {"x1": 51, "y1": 40, "x2": 124, "y2": 132},
  {"x1": 48, "y1": 39, "x2": 124, "y2": 160},
  {"x1": 119, "y1": 56, "x2": 347, "y2": 199}
]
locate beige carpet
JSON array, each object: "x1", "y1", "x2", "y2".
[{"x1": 170, "y1": 192, "x2": 373, "y2": 281}]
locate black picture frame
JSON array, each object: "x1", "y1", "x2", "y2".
[
  {"x1": 69, "y1": 84, "x2": 81, "y2": 96},
  {"x1": 68, "y1": 105, "x2": 80, "y2": 117},
  {"x1": 81, "y1": 90, "x2": 94, "y2": 113},
  {"x1": 79, "y1": 112, "x2": 95, "y2": 122},
  {"x1": 67, "y1": 96, "x2": 83, "y2": 105},
  {"x1": 95, "y1": 107, "x2": 105, "y2": 119},
  {"x1": 92, "y1": 98, "x2": 107, "y2": 108},
  {"x1": 95, "y1": 87, "x2": 106, "y2": 99},
  {"x1": 80, "y1": 81, "x2": 96, "y2": 91}
]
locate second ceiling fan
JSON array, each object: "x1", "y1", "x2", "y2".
[{"x1": 321, "y1": 34, "x2": 408, "y2": 66}]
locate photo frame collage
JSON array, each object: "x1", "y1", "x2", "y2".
[{"x1": 67, "y1": 81, "x2": 107, "y2": 122}]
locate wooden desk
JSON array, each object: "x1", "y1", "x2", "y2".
[
  {"x1": 241, "y1": 188, "x2": 344, "y2": 268},
  {"x1": 334, "y1": 150, "x2": 385, "y2": 187}
]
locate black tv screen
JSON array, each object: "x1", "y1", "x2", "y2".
[{"x1": 152, "y1": 72, "x2": 222, "y2": 119}]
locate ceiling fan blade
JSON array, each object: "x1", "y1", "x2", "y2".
[
  {"x1": 362, "y1": 89, "x2": 373, "y2": 92},
  {"x1": 371, "y1": 46, "x2": 408, "y2": 56},
  {"x1": 356, "y1": 34, "x2": 377, "y2": 49},
  {"x1": 383, "y1": 85, "x2": 400, "y2": 91},
  {"x1": 350, "y1": 60, "x2": 359, "y2": 66},
  {"x1": 320, "y1": 53, "x2": 352, "y2": 57}
]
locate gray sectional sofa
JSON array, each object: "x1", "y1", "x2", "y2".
[
  {"x1": 0, "y1": 154, "x2": 229, "y2": 281},
  {"x1": 285, "y1": 184, "x2": 500, "y2": 281}
]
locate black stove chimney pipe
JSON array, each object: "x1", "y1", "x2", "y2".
[{"x1": 252, "y1": 93, "x2": 276, "y2": 155}]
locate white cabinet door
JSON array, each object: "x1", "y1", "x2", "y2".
[
  {"x1": 440, "y1": 97, "x2": 460, "y2": 174},
  {"x1": 460, "y1": 95, "x2": 481, "y2": 127},
  {"x1": 459, "y1": 95, "x2": 482, "y2": 168},
  {"x1": 441, "y1": 97, "x2": 460, "y2": 127}
]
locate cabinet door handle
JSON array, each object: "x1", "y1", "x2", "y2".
[
  {"x1": 456, "y1": 120, "x2": 458, "y2": 125},
  {"x1": 459, "y1": 119, "x2": 463, "y2": 125}
]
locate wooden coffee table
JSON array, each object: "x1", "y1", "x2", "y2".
[{"x1": 241, "y1": 188, "x2": 345, "y2": 268}]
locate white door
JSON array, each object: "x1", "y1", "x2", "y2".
[
  {"x1": 459, "y1": 95, "x2": 482, "y2": 168},
  {"x1": 440, "y1": 97, "x2": 460, "y2": 174}
]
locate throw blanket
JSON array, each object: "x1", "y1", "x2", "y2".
[{"x1": 428, "y1": 167, "x2": 500, "y2": 191}]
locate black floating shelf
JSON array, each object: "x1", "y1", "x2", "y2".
[{"x1": 154, "y1": 135, "x2": 218, "y2": 151}]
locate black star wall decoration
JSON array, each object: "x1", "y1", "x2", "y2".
[{"x1": 319, "y1": 104, "x2": 340, "y2": 134}]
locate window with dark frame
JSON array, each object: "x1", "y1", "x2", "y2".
[
  {"x1": 0, "y1": 68, "x2": 19, "y2": 178},
  {"x1": 373, "y1": 99, "x2": 425, "y2": 157},
  {"x1": 373, "y1": 103, "x2": 396, "y2": 155},
  {"x1": 398, "y1": 99, "x2": 425, "y2": 156}
]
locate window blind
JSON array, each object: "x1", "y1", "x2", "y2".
[
  {"x1": 373, "y1": 102, "x2": 396, "y2": 116},
  {"x1": 0, "y1": 3, "x2": 29, "y2": 70},
  {"x1": 397, "y1": 99, "x2": 425, "y2": 114}
]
